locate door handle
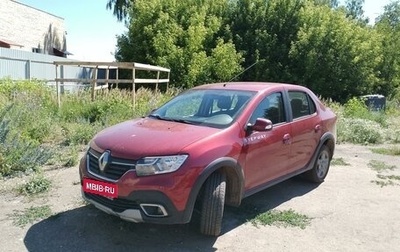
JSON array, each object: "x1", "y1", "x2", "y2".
[
  {"x1": 315, "y1": 124, "x2": 321, "y2": 132},
  {"x1": 283, "y1": 134, "x2": 291, "y2": 145}
]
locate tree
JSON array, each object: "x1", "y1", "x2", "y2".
[
  {"x1": 374, "y1": 1, "x2": 400, "y2": 98},
  {"x1": 376, "y1": 1, "x2": 400, "y2": 28},
  {"x1": 115, "y1": 0, "x2": 243, "y2": 88},
  {"x1": 313, "y1": 0, "x2": 339, "y2": 8},
  {"x1": 229, "y1": 0, "x2": 304, "y2": 82},
  {"x1": 106, "y1": 0, "x2": 132, "y2": 22},
  {"x1": 289, "y1": 3, "x2": 381, "y2": 102},
  {"x1": 344, "y1": 0, "x2": 369, "y2": 24},
  {"x1": 112, "y1": 0, "x2": 397, "y2": 101}
]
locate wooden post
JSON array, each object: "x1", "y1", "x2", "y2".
[
  {"x1": 132, "y1": 67, "x2": 136, "y2": 108},
  {"x1": 105, "y1": 66, "x2": 110, "y2": 95},
  {"x1": 55, "y1": 64, "x2": 60, "y2": 108},
  {"x1": 91, "y1": 66, "x2": 98, "y2": 101},
  {"x1": 60, "y1": 65, "x2": 65, "y2": 94},
  {"x1": 167, "y1": 72, "x2": 170, "y2": 91},
  {"x1": 156, "y1": 71, "x2": 160, "y2": 92},
  {"x1": 116, "y1": 67, "x2": 119, "y2": 89}
]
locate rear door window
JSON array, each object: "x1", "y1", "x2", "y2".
[{"x1": 288, "y1": 91, "x2": 316, "y2": 119}]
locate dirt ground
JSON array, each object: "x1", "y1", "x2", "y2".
[{"x1": 0, "y1": 143, "x2": 399, "y2": 252}]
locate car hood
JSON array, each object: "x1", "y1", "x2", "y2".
[{"x1": 91, "y1": 117, "x2": 219, "y2": 159}]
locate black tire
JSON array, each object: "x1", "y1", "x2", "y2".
[
  {"x1": 305, "y1": 145, "x2": 331, "y2": 183},
  {"x1": 199, "y1": 172, "x2": 226, "y2": 236}
]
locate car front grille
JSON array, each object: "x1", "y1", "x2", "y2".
[
  {"x1": 84, "y1": 192, "x2": 140, "y2": 213},
  {"x1": 87, "y1": 148, "x2": 136, "y2": 181}
]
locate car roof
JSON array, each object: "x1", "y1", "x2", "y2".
[{"x1": 192, "y1": 82, "x2": 306, "y2": 92}]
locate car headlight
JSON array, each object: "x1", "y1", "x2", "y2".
[{"x1": 135, "y1": 155, "x2": 188, "y2": 176}]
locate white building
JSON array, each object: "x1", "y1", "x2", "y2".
[{"x1": 0, "y1": 0, "x2": 69, "y2": 57}]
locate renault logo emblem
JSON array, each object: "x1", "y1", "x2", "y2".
[{"x1": 98, "y1": 151, "x2": 111, "y2": 172}]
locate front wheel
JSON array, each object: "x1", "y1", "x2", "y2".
[
  {"x1": 199, "y1": 172, "x2": 226, "y2": 236},
  {"x1": 305, "y1": 145, "x2": 331, "y2": 183}
]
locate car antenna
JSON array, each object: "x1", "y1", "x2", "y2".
[{"x1": 223, "y1": 59, "x2": 265, "y2": 87}]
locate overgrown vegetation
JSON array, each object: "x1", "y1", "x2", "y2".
[
  {"x1": 334, "y1": 97, "x2": 400, "y2": 145},
  {"x1": 61, "y1": 147, "x2": 80, "y2": 167},
  {"x1": 10, "y1": 205, "x2": 52, "y2": 227},
  {"x1": 18, "y1": 175, "x2": 52, "y2": 196},
  {"x1": 251, "y1": 209, "x2": 311, "y2": 229},
  {"x1": 0, "y1": 105, "x2": 53, "y2": 177},
  {"x1": 0, "y1": 79, "x2": 177, "y2": 178}
]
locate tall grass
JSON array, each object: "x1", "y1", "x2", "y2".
[{"x1": 0, "y1": 79, "x2": 178, "y2": 177}]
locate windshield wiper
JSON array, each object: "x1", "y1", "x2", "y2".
[
  {"x1": 148, "y1": 114, "x2": 163, "y2": 120},
  {"x1": 169, "y1": 118, "x2": 198, "y2": 125},
  {"x1": 149, "y1": 114, "x2": 199, "y2": 125}
]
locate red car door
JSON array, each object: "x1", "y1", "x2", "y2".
[
  {"x1": 243, "y1": 92, "x2": 292, "y2": 190},
  {"x1": 287, "y1": 91, "x2": 322, "y2": 173}
]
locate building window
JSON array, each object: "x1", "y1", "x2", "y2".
[{"x1": 32, "y1": 48, "x2": 42, "y2": 53}]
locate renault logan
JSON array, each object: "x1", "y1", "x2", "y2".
[{"x1": 79, "y1": 82, "x2": 337, "y2": 236}]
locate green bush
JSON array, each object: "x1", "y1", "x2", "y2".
[
  {"x1": 343, "y1": 97, "x2": 370, "y2": 119},
  {"x1": 18, "y1": 174, "x2": 52, "y2": 196},
  {"x1": 0, "y1": 105, "x2": 53, "y2": 177},
  {"x1": 336, "y1": 96, "x2": 400, "y2": 144},
  {"x1": 337, "y1": 118, "x2": 383, "y2": 145},
  {"x1": 343, "y1": 97, "x2": 388, "y2": 126}
]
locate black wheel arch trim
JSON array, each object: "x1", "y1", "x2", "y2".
[
  {"x1": 181, "y1": 157, "x2": 245, "y2": 223},
  {"x1": 305, "y1": 132, "x2": 336, "y2": 172},
  {"x1": 319, "y1": 132, "x2": 335, "y2": 158}
]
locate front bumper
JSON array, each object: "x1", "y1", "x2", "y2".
[
  {"x1": 79, "y1": 151, "x2": 197, "y2": 225},
  {"x1": 81, "y1": 189, "x2": 191, "y2": 225},
  {"x1": 82, "y1": 191, "x2": 144, "y2": 222}
]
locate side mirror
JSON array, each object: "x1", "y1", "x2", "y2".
[{"x1": 247, "y1": 118, "x2": 273, "y2": 132}]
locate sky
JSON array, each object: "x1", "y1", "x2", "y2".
[
  {"x1": 342, "y1": 0, "x2": 392, "y2": 23},
  {"x1": 18, "y1": 0, "x2": 126, "y2": 62},
  {"x1": 18, "y1": 0, "x2": 392, "y2": 62}
]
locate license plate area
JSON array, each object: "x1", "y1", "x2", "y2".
[{"x1": 83, "y1": 178, "x2": 118, "y2": 198}]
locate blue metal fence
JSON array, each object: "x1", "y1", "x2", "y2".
[{"x1": 0, "y1": 47, "x2": 90, "y2": 89}]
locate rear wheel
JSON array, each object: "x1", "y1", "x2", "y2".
[
  {"x1": 305, "y1": 145, "x2": 331, "y2": 183},
  {"x1": 199, "y1": 172, "x2": 226, "y2": 236}
]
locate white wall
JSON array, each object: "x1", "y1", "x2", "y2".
[{"x1": 0, "y1": 0, "x2": 66, "y2": 55}]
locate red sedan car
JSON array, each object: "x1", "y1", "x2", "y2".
[{"x1": 79, "y1": 82, "x2": 337, "y2": 236}]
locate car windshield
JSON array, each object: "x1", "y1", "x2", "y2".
[{"x1": 149, "y1": 89, "x2": 255, "y2": 128}]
